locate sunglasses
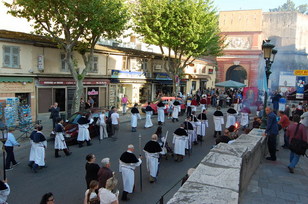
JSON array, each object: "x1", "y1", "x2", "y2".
[{"x1": 48, "y1": 198, "x2": 55, "y2": 202}]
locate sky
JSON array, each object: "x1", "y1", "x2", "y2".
[{"x1": 214, "y1": 0, "x2": 307, "y2": 12}]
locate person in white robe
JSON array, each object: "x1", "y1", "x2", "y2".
[
  {"x1": 131, "y1": 103, "x2": 141, "y2": 132},
  {"x1": 172, "y1": 124, "x2": 188, "y2": 161},
  {"x1": 190, "y1": 113, "x2": 199, "y2": 145},
  {"x1": 28, "y1": 124, "x2": 38, "y2": 168},
  {"x1": 172, "y1": 100, "x2": 181, "y2": 122},
  {"x1": 240, "y1": 107, "x2": 251, "y2": 130},
  {"x1": 144, "y1": 102, "x2": 153, "y2": 128},
  {"x1": 32, "y1": 125, "x2": 47, "y2": 173},
  {"x1": 200, "y1": 95, "x2": 207, "y2": 112},
  {"x1": 98, "y1": 110, "x2": 108, "y2": 139},
  {"x1": 77, "y1": 114, "x2": 92, "y2": 147},
  {"x1": 119, "y1": 144, "x2": 142, "y2": 201},
  {"x1": 54, "y1": 118, "x2": 71, "y2": 158},
  {"x1": 157, "y1": 101, "x2": 166, "y2": 125},
  {"x1": 197, "y1": 110, "x2": 209, "y2": 141},
  {"x1": 143, "y1": 134, "x2": 162, "y2": 183},
  {"x1": 213, "y1": 106, "x2": 224, "y2": 138},
  {"x1": 183, "y1": 117, "x2": 194, "y2": 150},
  {"x1": 226, "y1": 107, "x2": 237, "y2": 129}
]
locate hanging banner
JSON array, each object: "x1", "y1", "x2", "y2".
[{"x1": 296, "y1": 76, "x2": 305, "y2": 99}]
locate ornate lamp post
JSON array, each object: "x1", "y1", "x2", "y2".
[{"x1": 261, "y1": 40, "x2": 277, "y2": 128}]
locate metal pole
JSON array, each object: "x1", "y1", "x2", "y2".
[
  {"x1": 138, "y1": 134, "x2": 143, "y2": 192},
  {"x1": 261, "y1": 60, "x2": 271, "y2": 128},
  {"x1": 1, "y1": 129, "x2": 6, "y2": 180}
]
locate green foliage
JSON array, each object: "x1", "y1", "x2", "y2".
[
  {"x1": 269, "y1": 0, "x2": 307, "y2": 14},
  {"x1": 133, "y1": 0, "x2": 224, "y2": 60}
]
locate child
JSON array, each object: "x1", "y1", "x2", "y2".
[{"x1": 4, "y1": 127, "x2": 20, "y2": 171}]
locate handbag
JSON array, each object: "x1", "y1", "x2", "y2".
[
  {"x1": 89, "y1": 197, "x2": 100, "y2": 204},
  {"x1": 289, "y1": 123, "x2": 308, "y2": 156}
]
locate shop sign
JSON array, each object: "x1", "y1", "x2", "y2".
[
  {"x1": 88, "y1": 89, "x2": 99, "y2": 95},
  {"x1": 39, "y1": 80, "x2": 108, "y2": 85},
  {"x1": 0, "y1": 82, "x2": 34, "y2": 93},
  {"x1": 111, "y1": 70, "x2": 146, "y2": 79},
  {"x1": 296, "y1": 76, "x2": 305, "y2": 99},
  {"x1": 155, "y1": 72, "x2": 172, "y2": 80},
  {"x1": 294, "y1": 70, "x2": 308, "y2": 76}
]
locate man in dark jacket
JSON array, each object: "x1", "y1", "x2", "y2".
[
  {"x1": 49, "y1": 102, "x2": 60, "y2": 132},
  {"x1": 263, "y1": 107, "x2": 279, "y2": 161},
  {"x1": 97, "y1": 158, "x2": 113, "y2": 188}
]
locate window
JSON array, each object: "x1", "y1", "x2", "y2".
[
  {"x1": 208, "y1": 68, "x2": 214, "y2": 74},
  {"x1": 122, "y1": 56, "x2": 127, "y2": 70},
  {"x1": 3, "y1": 46, "x2": 20, "y2": 68},
  {"x1": 89, "y1": 56, "x2": 98, "y2": 73},
  {"x1": 201, "y1": 66, "x2": 206, "y2": 74},
  {"x1": 60, "y1": 53, "x2": 68, "y2": 72}
]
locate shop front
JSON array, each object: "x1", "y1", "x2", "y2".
[
  {"x1": 0, "y1": 77, "x2": 36, "y2": 120},
  {"x1": 109, "y1": 70, "x2": 150, "y2": 109},
  {"x1": 37, "y1": 78, "x2": 109, "y2": 117}
]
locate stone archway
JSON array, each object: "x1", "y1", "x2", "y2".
[{"x1": 226, "y1": 65, "x2": 247, "y2": 83}]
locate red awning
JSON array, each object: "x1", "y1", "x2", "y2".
[{"x1": 38, "y1": 77, "x2": 109, "y2": 85}]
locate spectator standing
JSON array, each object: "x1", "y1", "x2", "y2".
[
  {"x1": 49, "y1": 102, "x2": 60, "y2": 132},
  {"x1": 0, "y1": 178, "x2": 10, "y2": 203},
  {"x1": 40, "y1": 192, "x2": 55, "y2": 204},
  {"x1": 98, "y1": 110, "x2": 108, "y2": 140},
  {"x1": 85, "y1": 154, "x2": 100, "y2": 189},
  {"x1": 286, "y1": 115, "x2": 308, "y2": 173},
  {"x1": 263, "y1": 107, "x2": 279, "y2": 161},
  {"x1": 4, "y1": 127, "x2": 20, "y2": 171},
  {"x1": 110, "y1": 108, "x2": 120, "y2": 139},
  {"x1": 84, "y1": 180, "x2": 99, "y2": 204},
  {"x1": 99, "y1": 177, "x2": 119, "y2": 204},
  {"x1": 89, "y1": 97, "x2": 95, "y2": 108},
  {"x1": 278, "y1": 111, "x2": 290, "y2": 149},
  {"x1": 97, "y1": 158, "x2": 113, "y2": 188},
  {"x1": 121, "y1": 95, "x2": 129, "y2": 115}
]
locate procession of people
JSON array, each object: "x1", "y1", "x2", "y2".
[{"x1": 2, "y1": 89, "x2": 308, "y2": 203}]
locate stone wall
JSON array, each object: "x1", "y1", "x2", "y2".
[{"x1": 167, "y1": 129, "x2": 267, "y2": 204}]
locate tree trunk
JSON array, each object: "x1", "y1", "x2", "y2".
[
  {"x1": 72, "y1": 79, "x2": 84, "y2": 114},
  {"x1": 172, "y1": 75, "x2": 180, "y2": 97}
]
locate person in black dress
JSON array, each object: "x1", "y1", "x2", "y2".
[{"x1": 85, "y1": 154, "x2": 100, "y2": 189}]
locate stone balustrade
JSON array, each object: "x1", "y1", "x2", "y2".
[{"x1": 167, "y1": 128, "x2": 267, "y2": 204}]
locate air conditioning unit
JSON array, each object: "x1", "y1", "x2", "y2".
[{"x1": 37, "y1": 55, "x2": 44, "y2": 71}]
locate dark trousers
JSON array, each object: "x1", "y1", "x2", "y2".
[
  {"x1": 52, "y1": 117, "x2": 57, "y2": 129},
  {"x1": 186, "y1": 106, "x2": 192, "y2": 117},
  {"x1": 214, "y1": 131, "x2": 221, "y2": 137},
  {"x1": 5, "y1": 146, "x2": 17, "y2": 168},
  {"x1": 283, "y1": 129, "x2": 289, "y2": 147},
  {"x1": 112, "y1": 124, "x2": 119, "y2": 137},
  {"x1": 267, "y1": 134, "x2": 277, "y2": 160},
  {"x1": 55, "y1": 149, "x2": 70, "y2": 157}
]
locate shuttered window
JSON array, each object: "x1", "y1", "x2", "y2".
[{"x1": 2, "y1": 46, "x2": 20, "y2": 68}]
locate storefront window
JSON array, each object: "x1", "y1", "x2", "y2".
[
  {"x1": 87, "y1": 87, "x2": 99, "y2": 107},
  {"x1": 15, "y1": 93, "x2": 30, "y2": 105},
  {"x1": 54, "y1": 88, "x2": 66, "y2": 111}
]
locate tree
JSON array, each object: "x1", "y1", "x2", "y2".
[
  {"x1": 5, "y1": 0, "x2": 129, "y2": 113},
  {"x1": 133, "y1": 0, "x2": 224, "y2": 95},
  {"x1": 270, "y1": 0, "x2": 307, "y2": 14}
]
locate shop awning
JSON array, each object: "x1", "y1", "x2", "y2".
[{"x1": 0, "y1": 77, "x2": 33, "y2": 83}]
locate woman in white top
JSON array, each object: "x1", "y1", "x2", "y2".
[
  {"x1": 98, "y1": 110, "x2": 108, "y2": 140},
  {"x1": 84, "y1": 180, "x2": 99, "y2": 204},
  {"x1": 99, "y1": 177, "x2": 119, "y2": 204}
]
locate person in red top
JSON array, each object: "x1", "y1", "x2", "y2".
[
  {"x1": 200, "y1": 95, "x2": 207, "y2": 111},
  {"x1": 278, "y1": 111, "x2": 291, "y2": 149},
  {"x1": 191, "y1": 97, "x2": 199, "y2": 112},
  {"x1": 286, "y1": 115, "x2": 308, "y2": 173}
]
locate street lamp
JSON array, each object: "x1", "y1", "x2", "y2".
[{"x1": 261, "y1": 40, "x2": 278, "y2": 128}]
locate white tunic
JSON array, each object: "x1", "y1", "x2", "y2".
[
  {"x1": 172, "y1": 105, "x2": 180, "y2": 119},
  {"x1": 54, "y1": 132, "x2": 67, "y2": 150},
  {"x1": 144, "y1": 151, "x2": 160, "y2": 178},
  {"x1": 145, "y1": 111, "x2": 153, "y2": 128},
  {"x1": 186, "y1": 130, "x2": 194, "y2": 149},
  {"x1": 157, "y1": 106, "x2": 165, "y2": 123},
  {"x1": 131, "y1": 113, "x2": 141, "y2": 128},
  {"x1": 196, "y1": 120, "x2": 208, "y2": 137},
  {"x1": 77, "y1": 124, "x2": 91, "y2": 141},
  {"x1": 226, "y1": 114, "x2": 237, "y2": 129},
  {"x1": 172, "y1": 134, "x2": 188, "y2": 156},
  {"x1": 29, "y1": 140, "x2": 35, "y2": 162},
  {"x1": 240, "y1": 112, "x2": 249, "y2": 126},
  {"x1": 213, "y1": 116, "x2": 224, "y2": 131},
  {"x1": 119, "y1": 159, "x2": 142, "y2": 193},
  {"x1": 34, "y1": 141, "x2": 47, "y2": 166}
]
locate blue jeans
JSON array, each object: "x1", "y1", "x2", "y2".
[
  {"x1": 122, "y1": 104, "x2": 127, "y2": 114},
  {"x1": 289, "y1": 151, "x2": 300, "y2": 168}
]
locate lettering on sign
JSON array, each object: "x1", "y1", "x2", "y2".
[
  {"x1": 294, "y1": 70, "x2": 308, "y2": 76},
  {"x1": 0, "y1": 82, "x2": 34, "y2": 93}
]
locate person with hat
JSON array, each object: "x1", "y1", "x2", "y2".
[
  {"x1": 4, "y1": 127, "x2": 20, "y2": 171},
  {"x1": 77, "y1": 113, "x2": 92, "y2": 148},
  {"x1": 157, "y1": 100, "x2": 166, "y2": 125},
  {"x1": 97, "y1": 158, "x2": 113, "y2": 188},
  {"x1": 226, "y1": 106, "x2": 237, "y2": 129},
  {"x1": 144, "y1": 102, "x2": 154, "y2": 128},
  {"x1": 213, "y1": 106, "x2": 224, "y2": 138},
  {"x1": 119, "y1": 144, "x2": 142, "y2": 201}
]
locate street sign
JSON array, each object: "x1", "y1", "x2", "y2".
[{"x1": 294, "y1": 70, "x2": 308, "y2": 76}]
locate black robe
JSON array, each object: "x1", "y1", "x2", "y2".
[
  {"x1": 145, "y1": 105, "x2": 153, "y2": 112},
  {"x1": 33, "y1": 132, "x2": 46, "y2": 143},
  {"x1": 144, "y1": 141, "x2": 162, "y2": 153},
  {"x1": 174, "y1": 127, "x2": 188, "y2": 136},
  {"x1": 55, "y1": 123, "x2": 64, "y2": 133},
  {"x1": 131, "y1": 107, "x2": 139, "y2": 114},
  {"x1": 213, "y1": 110, "x2": 223, "y2": 116},
  {"x1": 227, "y1": 108, "x2": 237, "y2": 114},
  {"x1": 183, "y1": 121, "x2": 194, "y2": 130},
  {"x1": 197, "y1": 113, "x2": 207, "y2": 120},
  {"x1": 120, "y1": 151, "x2": 139, "y2": 163},
  {"x1": 173, "y1": 101, "x2": 180, "y2": 106},
  {"x1": 77, "y1": 116, "x2": 90, "y2": 125},
  {"x1": 157, "y1": 102, "x2": 165, "y2": 107},
  {"x1": 30, "y1": 130, "x2": 37, "y2": 141}
]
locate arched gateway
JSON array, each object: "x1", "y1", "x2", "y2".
[{"x1": 226, "y1": 65, "x2": 247, "y2": 84}]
